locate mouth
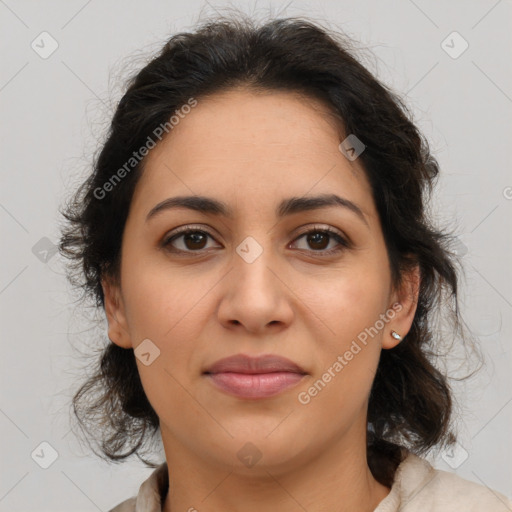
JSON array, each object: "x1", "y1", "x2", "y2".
[{"x1": 203, "y1": 354, "x2": 307, "y2": 400}]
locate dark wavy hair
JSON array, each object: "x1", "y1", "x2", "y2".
[{"x1": 58, "y1": 13, "x2": 475, "y2": 487}]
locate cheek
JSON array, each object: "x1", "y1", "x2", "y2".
[
  {"x1": 123, "y1": 269, "x2": 208, "y2": 427},
  {"x1": 121, "y1": 249, "x2": 211, "y2": 341},
  {"x1": 320, "y1": 263, "x2": 390, "y2": 344},
  {"x1": 120, "y1": 255, "x2": 229, "y2": 396},
  {"x1": 306, "y1": 262, "x2": 389, "y2": 396}
]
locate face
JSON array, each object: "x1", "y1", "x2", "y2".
[{"x1": 103, "y1": 87, "x2": 419, "y2": 475}]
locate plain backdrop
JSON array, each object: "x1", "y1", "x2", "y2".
[{"x1": 1, "y1": 0, "x2": 511, "y2": 510}]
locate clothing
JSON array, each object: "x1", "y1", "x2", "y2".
[{"x1": 109, "y1": 452, "x2": 512, "y2": 511}]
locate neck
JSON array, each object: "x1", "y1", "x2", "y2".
[{"x1": 161, "y1": 424, "x2": 390, "y2": 512}]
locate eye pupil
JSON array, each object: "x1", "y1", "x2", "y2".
[
  {"x1": 308, "y1": 232, "x2": 329, "y2": 250},
  {"x1": 185, "y1": 232, "x2": 207, "y2": 250}
]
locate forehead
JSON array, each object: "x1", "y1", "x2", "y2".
[
  {"x1": 131, "y1": 88, "x2": 375, "y2": 222},
  {"x1": 150, "y1": 87, "x2": 347, "y2": 162}
]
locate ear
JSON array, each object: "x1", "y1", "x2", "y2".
[
  {"x1": 102, "y1": 275, "x2": 133, "y2": 349},
  {"x1": 383, "y1": 262, "x2": 421, "y2": 350}
]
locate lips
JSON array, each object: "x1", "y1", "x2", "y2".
[
  {"x1": 204, "y1": 354, "x2": 306, "y2": 375},
  {"x1": 203, "y1": 354, "x2": 307, "y2": 399}
]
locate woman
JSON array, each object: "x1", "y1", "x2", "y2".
[{"x1": 58, "y1": 13, "x2": 511, "y2": 512}]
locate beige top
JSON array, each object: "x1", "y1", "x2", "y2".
[{"x1": 109, "y1": 452, "x2": 512, "y2": 511}]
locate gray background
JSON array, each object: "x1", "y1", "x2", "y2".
[{"x1": 1, "y1": 0, "x2": 511, "y2": 510}]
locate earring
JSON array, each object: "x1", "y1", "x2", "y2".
[{"x1": 390, "y1": 330, "x2": 402, "y2": 341}]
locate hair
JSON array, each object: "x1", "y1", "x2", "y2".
[{"x1": 59, "y1": 12, "x2": 475, "y2": 487}]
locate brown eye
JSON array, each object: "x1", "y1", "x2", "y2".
[
  {"x1": 162, "y1": 225, "x2": 350, "y2": 257},
  {"x1": 182, "y1": 232, "x2": 208, "y2": 250},
  {"x1": 290, "y1": 227, "x2": 350, "y2": 256},
  {"x1": 306, "y1": 232, "x2": 330, "y2": 250},
  {"x1": 162, "y1": 228, "x2": 218, "y2": 253}
]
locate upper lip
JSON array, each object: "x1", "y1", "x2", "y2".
[{"x1": 203, "y1": 354, "x2": 307, "y2": 375}]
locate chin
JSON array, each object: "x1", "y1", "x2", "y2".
[{"x1": 209, "y1": 424, "x2": 312, "y2": 474}]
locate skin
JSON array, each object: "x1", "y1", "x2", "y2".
[{"x1": 102, "y1": 87, "x2": 420, "y2": 512}]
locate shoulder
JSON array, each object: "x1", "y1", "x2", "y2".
[
  {"x1": 108, "y1": 462, "x2": 169, "y2": 512},
  {"x1": 109, "y1": 496, "x2": 136, "y2": 512},
  {"x1": 377, "y1": 452, "x2": 512, "y2": 511}
]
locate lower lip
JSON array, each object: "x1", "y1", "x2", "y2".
[{"x1": 205, "y1": 372, "x2": 305, "y2": 399}]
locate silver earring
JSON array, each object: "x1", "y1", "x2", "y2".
[{"x1": 390, "y1": 330, "x2": 402, "y2": 341}]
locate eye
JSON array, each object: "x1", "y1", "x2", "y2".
[
  {"x1": 162, "y1": 226, "x2": 219, "y2": 253},
  {"x1": 290, "y1": 226, "x2": 350, "y2": 256},
  {"x1": 161, "y1": 224, "x2": 350, "y2": 256}
]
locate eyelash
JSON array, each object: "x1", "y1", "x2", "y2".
[{"x1": 161, "y1": 224, "x2": 351, "y2": 257}]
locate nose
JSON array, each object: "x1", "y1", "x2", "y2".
[{"x1": 216, "y1": 237, "x2": 294, "y2": 335}]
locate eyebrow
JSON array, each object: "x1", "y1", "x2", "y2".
[{"x1": 146, "y1": 193, "x2": 369, "y2": 226}]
